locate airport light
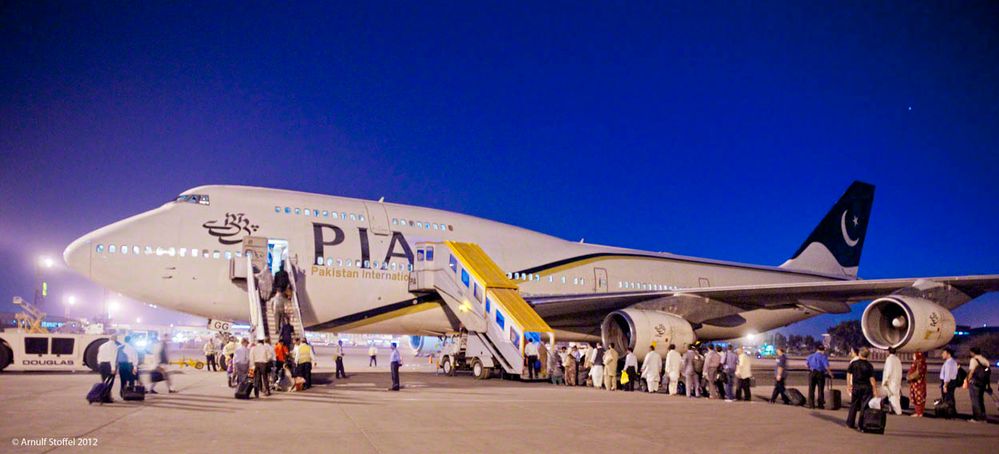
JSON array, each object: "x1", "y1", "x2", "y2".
[
  {"x1": 108, "y1": 300, "x2": 121, "y2": 319},
  {"x1": 135, "y1": 317, "x2": 142, "y2": 324}
]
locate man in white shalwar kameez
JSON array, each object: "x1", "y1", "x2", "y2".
[
  {"x1": 881, "y1": 347, "x2": 904, "y2": 415},
  {"x1": 664, "y1": 344, "x2": 683, "y2": 395},
  {"x1": 641, "y1": 346, "x2": 663, "y2": 393}
]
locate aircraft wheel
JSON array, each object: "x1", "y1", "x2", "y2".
[
  {"x1": 0, "y1": 343, "x2": 11, "y2": 371},
  {"x1": 442, "y1": 356, "x2": 454, "y2": 376}
]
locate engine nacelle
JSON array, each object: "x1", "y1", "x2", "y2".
[
  {"x1": 861, "y1": 296, "x2": 955, "y2": 352},
  {"x1": 408, "y1": 335, "x2": 445, "y2": 357},
  {"x1": 601, "y1": 309, "x2": 696, "y2": 360}
]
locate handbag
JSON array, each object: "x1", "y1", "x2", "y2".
[{"x1": 621, "y1": 370, "x2": 630, "y2": 385}]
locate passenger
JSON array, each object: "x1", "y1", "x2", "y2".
[
  {"x1": 148, "y1": 338, "x2": 176, "y2": 394},
  {"x1": 222, "y1": 336, "x2": 237, "y2": 378},
  {"x1": 203, "y1": 337, "x2": 218, "y2": 372},
  {"x1": 279, "y1": 323, "x2": 293, "y2": 349},
  {"x1": 117, "y1": 336, "x2": 138, "y2": 399},
  {"x1": 389, "y1": 342, "x2": 402, "y2": 391},
  {"x1": 664, "y1": 344, "x2": 682, "y2": 395},
  {"x1": 682, "y1": 346, "x2": 699, "y2": 397},
  {"x1": 712, "y1": 345, "x2": 727, "y2": 398},
  {"x1": 965, "y1": 347, "x2": 991, "y2": 423},
  {"x1": 580, "y1": 344, "x2": 593, "y2": 387},
  {"x1": 908, "y1": 351, "x2": 927, "y2": 417},
  {"x1": 693, "y1": 347, "x2": 705, "y2": 396},
  {"x1": 333, "y1": 340, "x2": 346, "y2": 379},
  {"x1": 623, "y1": 347, "x2": 638, "y2": 392},
  {"x1": 602, "y1": 343, "x2": 619, "y2": 391},
  {"x1": 548, "y1": 347, "x2": 564, "y2": 385},
  {"x1": 564, "y1": 346, "x2": 578, "y2": 386},
  {"x1": 233, "y1": 338, "x2": 251, "y2": 387},
  {"x1": 97, "y1": 335, "x2": 120, "y2": 387},
  {"x1": 702, "y1": 344, "x2": 721, "y2": 399},
  {"x1": 263, "y1": 337, "x2": 275, "y2": 389},
  {"x1": 641, "y1": 345, "x2": 663, "y2": 393},
  {"x1": 273, "y1": 338, "x2": 289, "y2": 384},
  {"x1": 881, "y1": 347, "x2": 903, "y2": 415},
  {"x1": 296, "y1": 339, "x2": 315, "y2": 390},
  {"x1": 769, "y1": 347, "x2": 791, "y2": 405},
  {"x1": 525, "y1": 337, "x2": 540, "y2": 380},
  {"x1": 369, "y1": 344, "x2": 378, "y2": 367},
  {"x1": 734, "y1": 347, "x2": 753, "y2": 401},
  {"x1": 938, "y1": 347, "x2": 959, "y2": 418},
  {"x1": 250, "y1": 339, "x2": 271, "y2": 397},
  {"x1": 271, "y1": 263, "x2": 290, "y2": 300},
  {"x1": 722, "y1": 345, "x2": 738, "y2": 401},
  {"x1": 806, "y1": 345, "x2": 830, "y2": 409},
  {"x1": 590, "y1": 343, "x2": 605, "y2": 389},
  {"x1": 846, "y1": 347, "x2": 878, "y2": 430},
  {"x1": 538, "y1": 340, "x2": 549, "y2": 378}
]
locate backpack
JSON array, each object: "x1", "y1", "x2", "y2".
[
  {"x1": 971, "y1": 358, "x2": 991, "y2": 387},
  {"x1": 693, "y1": 353, "x2": 704, "y2": 374}
]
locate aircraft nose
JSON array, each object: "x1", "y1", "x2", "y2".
[{"x1": 63, "y1": 234, "x2": 92, "y2": 278}]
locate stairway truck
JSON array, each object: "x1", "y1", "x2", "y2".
[{"x1": 0, "y1": 331, "x2": 111, "y2": 372}]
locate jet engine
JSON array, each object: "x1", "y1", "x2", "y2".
[
  {"x1": 601, "y1": 309, "x2": 696, "y2": 359},
  {"x1": 408, "y1": 335, "x2": 445, "y2": 357},
  {"x1": 861, "y1": 296, "x2": 955, "y2": 352}
]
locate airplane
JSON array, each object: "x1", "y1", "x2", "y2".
[{"x1": 61, "y1": 181, "x2": 999, "y2": 367}]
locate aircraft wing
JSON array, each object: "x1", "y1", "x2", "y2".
[{"x1": 527, "y1": 274, "x2": 999, "y2": 329}]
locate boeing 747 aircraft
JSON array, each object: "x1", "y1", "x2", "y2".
[{"x1": 60, "y1": 181, "x2": 999, "y2": 373}]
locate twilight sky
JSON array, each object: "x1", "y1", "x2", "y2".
[{"x1": 1, "y1": 1, "x2": 997, "y2": 334}]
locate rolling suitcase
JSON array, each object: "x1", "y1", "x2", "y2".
[
  {"x1": 677, "y1": 380, "x2": 686, "y2": 396},
  {"x1": 87, "y1": 377, "x2": 114, "y2": 404},
  {"x1": 235, "y1": 381, "x2": 254, "y2": 399},
  {"x1": 122, "y1": 385, "x2": 145, "y2": 401},
  {"x1": 787, "y1": 388, "x2": 806, "y2": 406},
  {"x1": 825, "y1": 379, "x2": 842, "y2": 410},
  {"x1": 900, "y1": 395, "x2": 910, "y2": 411},
  {"x1": 859, "y1": 398, "x2": 888, "y2": 434},
  {"x1": 933, "y1": 399, "x2": 954, "y2": 419}
]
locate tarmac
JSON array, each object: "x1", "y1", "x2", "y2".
[{"x1": 1, "y1": 350, "x2": 996, "y2": 454}]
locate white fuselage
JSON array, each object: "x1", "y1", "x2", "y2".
[{"x1": 64, "y1": 185, "x2": 844, "y2": 341}]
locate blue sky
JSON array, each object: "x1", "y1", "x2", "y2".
[{"x1": 1, "y1": 1, "x2": 997, "y2": 334}]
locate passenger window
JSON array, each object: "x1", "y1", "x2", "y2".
[
  {"x1": 202, "y1": 249, "x2": 210, "y2": 258},
  {"x1": 359, "y1": 215, "x2": 365, "y2": 221},
  {"x1": 295, "y1": 208, "x2": 301, "y2": 215},
  {"x1": 561, "y1": 276, "x2": 566, "y2": 284},
  {"x1": 285, "y1": 207, "x2": 291, "y2": 213},
  {"x1": 317, "y1": 257, "x2": 324, "y2": 265},
  {"x1": 392, "y1": 218, "x2": 398, "y2": 225},
  {"x1": 25, "y1": 337, "x2": 48, "y2": 355},
  {"x1": 461, "y1": 269, "x2": 470, "y2": 287},
  {"x1": 108, "y1": 245, "x2": 116, "y2": 254},
  {"x1": 495, "y1": 310, "x2": 505, "y2": 330},
  {"x1": 323, "y1": 211, "x2": 329, "y2": 217},
  {"x1": 327, "y1": 258, "x2": 334, "y2": 266},
  {"x1": 391, "y1": 262, "x2": 397, "y2": 270},
  {"x1": 275, "y1": 207, "x2": 281, "y2": 213},
  {"x1": 363, "y1": 260, "x2": 370, "y2": 268},
  {"x1": 304, "y1": 209, "x2": 311, "y2": 216},
  {"x1": 331, "y1": 212, "x2": 338, "y2": 219},
  {"x1": 449, "y1": 255, "x2": 457, "y2": 273},
  {"x1": 96, "y1": 244, "x2": 104, "y2": 253},
  {"x1": 121, "y1": 245, "x2": 129, "y2": 255},
  {"x1": 224, "y1": 251, "x2": 232, "y2": 260},
  {"x1": 341, "y1": 212, "x2": 347, "y2": 220},
  {"x1": 426, "y1": 246, "x2": 434, "y2": 261},
  {"x1": 51, "y1": 338, "x2": 74, "y2": 355},
  {"x1": 372, "y1": 261, "x2": 379, "y2": 269},
  {"x1": 179, "y1": 248, "x2": 187, "y2": 257},
  {"x1": 212, "y1": 251, "x2": 221, "y2": 259},
  {"x1": 133, "y1": 246, "x2": 140, "y2": 255},
  {"x1": 407, "y1": 263, "x2": 413, "y2": 271},
  {"x1": 314, "y1": 209, "x2": 319, "y2": 217},
  {"x1": 432, "y1": 223, "x2": 439, "y2": 230},
  {"x1": 416, "y1": 222, "x2": 422, "y2": 229},
  {"x1": 417, "y1": 248, "x2": 425, "y2": 262},
  {"x1": 337, "y1": 259, "x2": 343, "y2": 267},
  {"x1": 350, "y1": 213, "x2": 357, "y2": 221}
]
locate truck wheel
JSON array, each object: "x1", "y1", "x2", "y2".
[
  {"x1": 472, "y1": 360, "x2": 491, "y2": 380},
  {"x1": 83, "y1": 339, "x2": 108, "y2": 373},
  {"x1": 0, "y1": 343, "x2": 11, "y2": 371},
  {"x1": 442, "y1": 356, "x2": 454, "y2": 376}
]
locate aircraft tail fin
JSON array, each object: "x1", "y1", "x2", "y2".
[{"x1": 780, "y1": 181, "x2": 875, "y2": 278}]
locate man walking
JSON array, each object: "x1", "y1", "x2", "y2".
[
  {"x1": 722, "y1": 345, "x2": 738, "y2": 401},
  {"x1": 806, "y1": 345, "x2": 830, "y2": 409},
  {"x1": 846, "y1": 348, "x2": 878, "y2": 429},
  {"x1": 369, "y1": 344, "x2": 378, "y2": 367},
  {"x1": 389, "y1": 342, "x2": 402, "y2": 391},
  {"x1": 966, "y1": 347, "x2": 991, "y2": 423},
  {"x1": 233, "y1": 338, "x2": 251, "y2": 387},
  {"x1": 665, "y1": 344, "x2": 682, "y2": 395},
  {"x1": 769, "y1": 347, "x2": 791, "y2": 405},
  {"x1": 623, "y1": 348, "x2": 638, "y2": 392},
  {"x1": 641, "y1": 345, "x2": 663, "y2": 393},
  {"x1": 938, "y1": 347, "x2": 959, "y2": 418},
  {"x1": 703, "y1": 344, "x2": 721, "y2": 399},
  {"x1": 97, "y1": 335, "x2": 120, "y2": 386},
  {"x1": 682, "y1": 346, "x2": 699, "y2": 397},
  {"x1": 335, "y1": 340, "x2": 347, "y2": 379},
  {"x1": 250, "y1": 339, "x2": 271, "y2": 397},
  {"x1": 882, "y1": 347, "x2": 903, "y2": 415},
  {"x1": 602, "y1": 343, "x2": 619, "y2": 391},
  {"x1": 116, "y1": 336, "x2": 138, "y2": 398},
  {"x1": 735, "y1": 347, "x2": 753, "y2": 402},
  {"x1": 525, "y1": 337, "x2": 540, "y2": 380}
]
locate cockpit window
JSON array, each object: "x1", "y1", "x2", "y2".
[{"x1": 175, "y1": 194, "x2": 210, "y2": 206}]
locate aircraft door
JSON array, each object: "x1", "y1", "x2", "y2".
[
  {"x1": 594, "y1": 267, "x2": 608, "y2": 293},
  {"x1": 364, "y1": 202, "x2": 391, "y2": 236},
  {"x1": 267, "y1": 239, "x2": 289, "y2": 274},
  {"x1": 242, "y1": 236, "x2": 268, "y2": 272}
]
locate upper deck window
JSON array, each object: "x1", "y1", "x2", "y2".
[{"x1": 175, "y1": 194, "x2": 210, "y2": 206}]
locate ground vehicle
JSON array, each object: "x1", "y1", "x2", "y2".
[{"x1": 0, "y1": 331, "x2": 111, "y2": 372}]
